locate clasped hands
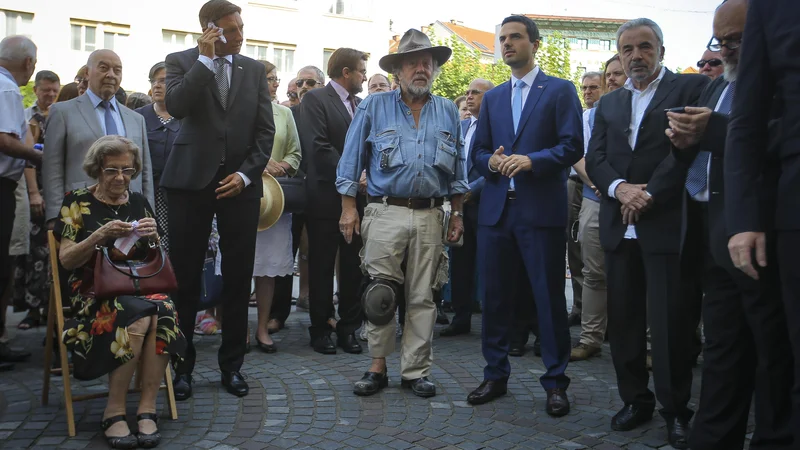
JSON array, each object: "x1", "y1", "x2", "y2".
[
  {"x1": 615, "y1": 183, "x2": 652, "y2": 225},
  {"x1": 488, "y1": 146, "x2": 532, "y2": 178}
]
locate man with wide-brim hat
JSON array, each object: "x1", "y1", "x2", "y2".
[{"x1": 336, "y1": 28, "x2": 468, "y2": 398}]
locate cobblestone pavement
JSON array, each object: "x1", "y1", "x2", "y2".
[{"x1": 0, "y1": 287, "x2": 748, "y2": 450}]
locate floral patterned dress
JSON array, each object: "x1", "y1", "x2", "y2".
[{"x1": 55, "y1": 189, "x2": 186, "y2": 381}]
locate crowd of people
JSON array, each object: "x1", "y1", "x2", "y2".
[{"x1": 0, "y1": 0, "x2": 798, "y2": 448}]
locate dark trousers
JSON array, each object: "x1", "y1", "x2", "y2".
[
  {"x1": 166, "y1": 171, "x2": 260, "y2": 374},
  {"x1": 606, "y1": 240, "x2": 694, "y2": 421},
  {"x1": 448, "y1": 203, "x2": 478, "y2": 328},
  {"x1": 777, "y1": 230, "x2": 800, "y2": 446},
  {"x1": 510, "y1": 267, "x2": 539, "y2": 345},
  {"x1": 478, "y1": 200, "x2": 570, "y2": 389},
  {"x1": 690, "y1": 220, "x2": 793, "y2": 449},
  {"x1": 271, "y1": 213, "x2": 305, "y2": 324},
  {"x1": 306, "y1": 217, "x2": 363, "y2": 338},
  {"x1": 0, "y1": 178, "x2": 17, "y2": 339}
]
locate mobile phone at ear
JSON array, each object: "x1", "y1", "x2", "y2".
[{"x1": 207, "y1": 22, "x2": 227, "y2": 44}]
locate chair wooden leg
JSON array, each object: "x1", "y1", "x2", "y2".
[
  {"x1": 164, "y1": 365, "x2": 177, "y2": 420},
  {"x1": 58, "y1": 338, "x2": 76, "y2": 437},
  {"x1": 42, "y1": 289, "x2": 56, "y2": 406}
]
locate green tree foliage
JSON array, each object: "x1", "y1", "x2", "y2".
[{"x1": 20, "y1": 81, "x2": 36, "y2": 108}]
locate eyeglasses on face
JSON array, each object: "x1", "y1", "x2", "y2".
[
  {"x1": 706, "y1": 37, "x2": 742, "y2": 52},
  {"x1": 75, "y1": 77, "x2": 89, "y2": 84},
  {"x1": 149, "y1": 78, "x2": 166, "y2": 86},
  {"x1": 581, "y1": 85, "x2": 600, "y2": 91},
  {"x1": 266, "y1": 76, "x2": 280, "y2": 84},
  {"x1": 102, "y1": 167, "x2": 136, "y2": 177},
  {"x1": 296, "y1": 78, "x2": 318, "y2": 88},
  {"x1": 465, "y1": 89, "x2": 484, "y2": 96},
  {"x1": 697, "y1": 58, "x2": 723, "y2": 68}
]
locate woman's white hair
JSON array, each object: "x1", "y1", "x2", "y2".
[{"x1": 82, "y1": 136, "x2": 143, "y2": 180}]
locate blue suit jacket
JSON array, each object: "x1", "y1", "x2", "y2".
[
  {"x1": 471, "y1": 70, "x2": 584, "y2": 228},
  {"x1": 462, "y1": 118, "x2": 485, "y2": 198}
]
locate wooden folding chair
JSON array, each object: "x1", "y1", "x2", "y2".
[{"x1": 42, "y1": 231, "x2": 178, "y2": 437}]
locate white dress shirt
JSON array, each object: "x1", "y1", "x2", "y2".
[
  {"x1": 690, "y1": 83, "x2": 733, "y2": 202},
  {"x1": 608, "y1": 66, "x2": 667, "y2": 240},
  {"x1": 582, "y1": 108, "x2": 593, "y2": 157},
  {"x1": 464, "y1": 116, "x2": 478, "y2": 163},
  {"x1": 197, "y1": 53, "x2": 250, "y2": 187}
]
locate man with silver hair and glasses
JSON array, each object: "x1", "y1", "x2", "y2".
[
  {"x1": 0, "y1": 35, "x2": 41, "y2": 371},
  {"x1": 585, "y1": 18, "x2": 708, "y2": 448},
  {"x1": 337, "y1": 29, "x2": 467, "y2": 398},
  {"x1": 668, "y1": 0, "x2": 794, "y2": 447}
]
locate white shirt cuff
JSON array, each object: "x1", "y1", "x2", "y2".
[
  {"x1": 198, "y1": 55, "x2": 214, "y2": 72},
  {"x1": 237, "y1": 171, "x2": 251, "y2": 187},
  {"x1": 608, "y1": 179, "x2": 625, "y2": 199}
]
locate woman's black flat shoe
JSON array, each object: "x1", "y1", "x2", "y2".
[
  {"x1": 101, "y1": 415, "x2": 138, "y2": 449},
  {"x1": 136, "y1": 413, "x2": 161, "y2": 448},
  {"x1": 256, "y1": 338, "x2": 277, "y2": 353}
]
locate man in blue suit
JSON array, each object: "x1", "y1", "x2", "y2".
[{"x1": 466, "y1": 15, "x2": 583, "y2": 417}]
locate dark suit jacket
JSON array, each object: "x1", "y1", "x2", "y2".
[
  {"x1": 585, "y1": 69, "x2": 708, "y2": 253},
  {"x1": 472, "y1": 70, "x2": 584, "y2": 228},
  {"x1": 163, "y1": 47, "x2": 274, "y2": 198},
  {"x1": 298, "y1": 82, "x2": 360, "y2": 219},
  {"x1": 725, "y1": 0, "x2": 797, "y2": 232}
]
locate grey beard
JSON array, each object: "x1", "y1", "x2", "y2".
[
  {"x1": 723, "y1": 63, "x2": 738, "y2": 82},
  {"x1": 404, "y1": 82, "x2": 431, "y2": 99}
]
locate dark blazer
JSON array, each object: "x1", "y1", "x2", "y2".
[
  {"x1": 471, "y1": 70, "x2": 584, "y2": 228},
  {"x1": 725, "y1": 0, "x2": 797, "y2": 233},
  {"x1": 135, "y1": 104, "x2": 181, "y2": 190},
  {"x1": 585, "y1": 69, "x2": 708, "y2": 253},
  {"x1": 163, "y1": 47, "x2": 274, "y2": 198},
  {"x1": 298, "y1": 82, "x2": 361, "y2": 219}
]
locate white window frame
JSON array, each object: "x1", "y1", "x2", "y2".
[
  {"x1": 71, "y1": 20, "x2": 129, "y2": 52},
  {"x1": 162, "y1": 30, "x2": 201, "y2": 52},
  {"x1": 1, "y1": 9, "x2": 33, "y2": 38}
]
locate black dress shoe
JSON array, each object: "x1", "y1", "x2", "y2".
[
  {"x1": 567, "y1": 312, "x2": 581, "y2": 327},
  {"x1": 135, "y1": 413, "x2": 161, "y2": 449},
  {"x1": 0, "y1": 342, "x2": 31, "y2": 363},
  {"x1": 439, "y1": 323, "x2": 470, "y2": 337},
  {"x1": 509, "y1": 343, "x2": 526, "y2": 357},
  {"x1": 311, "y1": 335, "x2": 337, "y2": 355},
  {"x1": 401, "y1": 377, "x2": 436, "y2": 398},
  {"x1": 255, "y1": 338, "x2": 277, "y2": 353},
  {"x1": 436, "y1": 304, "x2": 450, "y2": 325},
  {"x1": 101, "y1": 415, "x2": 138, "y2": 449},
  {"x1": 467, "y1": 379, "x2": 508, "y2": 405},
  {"x1": 221, "y1": 371, "x2": 249, "y2": 397},
  {"x1": 173, "y1": 374, "x2": 193, "y2": 401},
  {"x1": 611, "y1": 404, "x2": 654, "y2": 431},
  {"x1": 666, "y1": 417, "x2": 690, "y2": 449},
  {"x1": 533, "y1": 337, "x2": 542, "y2": 357},
  {"x1": 545, "y1": 388, "x2": 570, "y2": 416},
  {"x1": 353, "y1": 371, "x2": 388, "y2": 396},
  {"x1": 337, "y1": 333, "x2": 363, "y2": 354}
]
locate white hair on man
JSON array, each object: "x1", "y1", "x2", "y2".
[
  {"x1": 0, "y1": 35, "x2": 37, "y2": 62},
  {"x1": 581, "y1": 71, "x2": 603, "y2": 83}
]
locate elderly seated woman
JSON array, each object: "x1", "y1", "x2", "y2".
[{"x1": 56, "y1": 135, "x2": 186, "y2": 449}]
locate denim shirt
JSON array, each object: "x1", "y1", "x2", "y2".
[{"x1": 336, "y1": 90, "x2": 469, "y2": 199}]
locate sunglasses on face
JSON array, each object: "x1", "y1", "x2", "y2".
[
  {"x1": 296, "y1": 78, "x2": 318, "y2": 88},
  {"x1": 287, "y1": 91, "x2": 298, "y2": 99},
  {"x1": 697, "y1": 58, "x2": 723, "y2": 68}
]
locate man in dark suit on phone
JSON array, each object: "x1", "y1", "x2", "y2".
[
  {"x1": 163, "y1": 0, "x2": 274, "y2": 399},
  {"x1": 298, "y1": 48, "x2": 367, "y2": 355},
  {"x1": 585, "y1": 18, "x2": 708, "y2": 449},
  {"x1": 724, "y1": 0, "x2": 800, "y2": 442}
]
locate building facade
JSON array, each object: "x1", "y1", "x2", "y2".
[{"x1": 1, "y1": 0, "x2": 390, "y2": 101}]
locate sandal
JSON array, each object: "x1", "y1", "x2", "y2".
[
  {"x1": 101, "y1": 415, "x2": 138, "y2": 449},
  {"x1": 17, "y1": 314, "x2": 40, "y2": 330},
  {"x1": 136, "y1": 413, "x2": 161, "y2": 449}
]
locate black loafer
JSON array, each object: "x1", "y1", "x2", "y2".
[
  {"x1": 311, "y1": 335, "x2": 337, "y2": 355},
  {"x1": 101, "y1": 415, "x2": 138, "y2": 449},
  {"x1": 667, "y1": 417, "x2": 691, "y2": 449},
  {"x1": 173, "y1": 373, "x2": 193, "y2": 401},
  {"x1": 221, "y1": 371, "x2": 249, "y2": 397},
  {"x1": 611, "y1": 404, "x2": 654, "y2": 431},
  {"x1": 256, "y1": 338, "x2": 277, "y2": 353},
  {"x1": 401, "y1": 376, "x2": 436, "y2": 398},
  {"x1": 439, "y1": 324, "x2": 470, "y2": 337},
  {"x1": 545, "y1": 388, "x2": 570, "y2": 417},
  {"x1": 467, "y1": 379, "x2": 508, "y2": 405},
  {"x1": 337, "y1": 333, "x2": 363, "y2": 354},
  {"x1": 135, "y1": 413, "x2": 161, "y2": 449},
  {"x1": 353, "y1": 371, "x2": 388, "y2": 396}
]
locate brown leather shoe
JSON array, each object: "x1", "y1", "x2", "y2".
[
  {"x1": 467, "y1": 379, "x2": 508, "y2": 405},
  {"x1": 545, "y1": 388, "x2": 570, "y2": 417},
  {"x1": 570, "y1": 343, "x2": 601, "y2": 361}
]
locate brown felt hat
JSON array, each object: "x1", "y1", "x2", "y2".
[{"x1": 379, "y1": 29, "x2": 452, "y2": 73}]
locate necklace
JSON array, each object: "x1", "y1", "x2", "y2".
[{"x1": 95, "y1": 191, "x2": 127, "y2": 215}]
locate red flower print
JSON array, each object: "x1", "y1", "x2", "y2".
[
  {"x1": 91, "y1": 303, "x2": 117, "y2": 335},
  {"x1": 145, "y1": 293, "x2": 168, "y2": 301},
  {"x1": 155, "y1": 340, "x2": 167, "y2": 355}
]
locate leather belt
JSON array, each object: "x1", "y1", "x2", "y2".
[{"x1": 368, "y1": 196, "x2": 444, "y2": 209}]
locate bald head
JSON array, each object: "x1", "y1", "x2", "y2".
[
  {"x1": 713, "y1": 0, "x2": 748, "y2": 82},
  {"x1": 86, "y1": 49, "x2": 123, "y2": 101},
  {"x1": 0, "y1": 35, "x2": 37, "y2": 86},
  {"x1": 466, "y1": 78, "x2": 494, "y2": 117}
]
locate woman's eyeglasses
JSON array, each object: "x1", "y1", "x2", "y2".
[
  {"x1": 266, "y1": 76, "x2": 280, "y2": 84},
  {"x1": 102, "y1": 167, "x2": 136, "y2": 177}
]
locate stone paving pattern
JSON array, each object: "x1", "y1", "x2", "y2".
[{"x1": 0, "y1": 289, "x2": 751, "y2": 449}]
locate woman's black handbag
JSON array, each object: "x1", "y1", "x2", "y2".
[{"x1": 278, "y1": 170, "x2": 307, "y2": 214}]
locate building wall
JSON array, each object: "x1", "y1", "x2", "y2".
[{"x1": 1, "y1": 0, "x2": 389, "y2": 102}]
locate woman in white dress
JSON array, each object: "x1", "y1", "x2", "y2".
[{"x1": 252, "y1": 61, "x2": 302, "y2": 352}]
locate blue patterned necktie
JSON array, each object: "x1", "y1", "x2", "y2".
[
  {"x1": 512, "y1": 79, "x2": 526, "y2": 134},
  {"x1": 685, "y1": 81, "x2": 736, "y2": 196},
  {"x1": 101, "y1": 100, "x2": 118, "y2": 136}
]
